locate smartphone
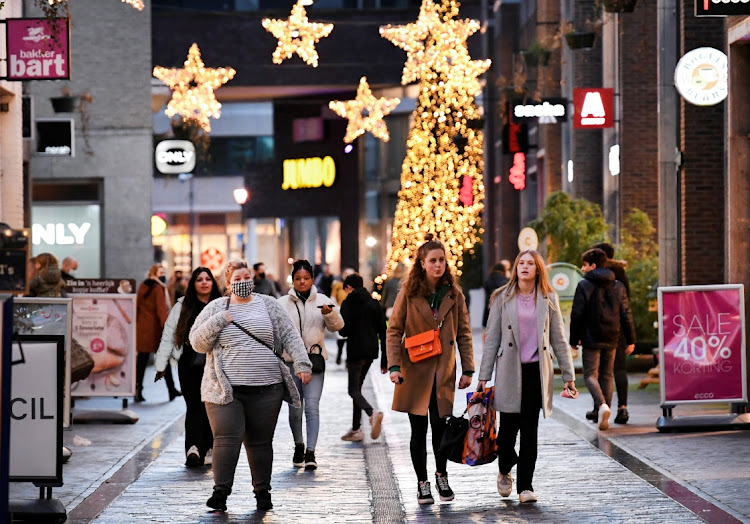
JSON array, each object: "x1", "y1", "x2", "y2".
[{"x1": 560, "y1": 387, "x2": 578, "y2": 399}]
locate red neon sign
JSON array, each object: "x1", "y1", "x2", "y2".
[
  {"x1": 573, "y1": 88, "x2": 614, "y2": 129},
  {"x1": 508, "y1": 153, "x2": 526, "y2": 190}
]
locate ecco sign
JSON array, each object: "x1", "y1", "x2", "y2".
[
  {"x1": 512, "y1": 98, "x2": 568, "y2": 123},
  {"x1": 674, "y1": 48, "x2": 728, "y2": 106},
  {"x1": 696, "y1": 0, "x2": 750, "y2": 16},
  {"x1": 573, "y1": 88, "x2": 614, "y2": 129},
  {"x1": 5, "y1": 18, "x2": 70, "y2": 81},
  {"x1": 155, "y1": 140, "x2": 196, "y2": 174}
]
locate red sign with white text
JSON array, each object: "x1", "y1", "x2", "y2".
[
  {"x1": 659, "y1": 285, "x2": 747, "y2": 405},
  {"x1": 5, "y1": 18, "x2": 70, "y2": 81},
  {"x1": 573, "y1": 88, "x2": 613, "y2": 129}
]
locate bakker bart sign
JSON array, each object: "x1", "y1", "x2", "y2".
[{"x1": 5, "y1": 18, "x2": 70, "y2": 81}]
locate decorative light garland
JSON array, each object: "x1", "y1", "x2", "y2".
[
  {"x1": 381, "y1": 0, "x2": 488, "y2": 276},
  {"x1": 262, "y1": 0, "x2": 333, "y2": 68},
  {"x1": 152, "y1": 43, "x2": 235, "y2": 133},
  {"x1": 329, "y1": 77, "x2": 401, "y2": 144}
]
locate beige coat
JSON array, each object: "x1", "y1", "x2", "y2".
[
  {"x1": 479, "y1": 289, "x2": 575, "y2": 417},
  {"x1": 386, "y1": 287, "x2": 473, "y2": 417}
]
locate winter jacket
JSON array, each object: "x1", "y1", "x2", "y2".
[
  {"x1": 253, "y1": 277, "x2": 279, "y2": 298},
  {"x1": 569, "y1": 268, "x2": 636, "y2": 350},
  {"x1": 276, "y1": 285, "x2": 344, "y2": 362},
  {"x1": 189, "y1": 295, "x2": 312, "y2": 405},
  {"x1": 155, "y1": 298, "x2": 184, "y2": 371},
  {"x1": 339, "y1": 287, "x2": 388, "y2": 368},
  {"x1": 482, "y1": 272, "x2": 509, "y2": 327},
  {"x1": 29, "y1": 264, "x2": 65, "y2": 297},
  {"x1": 136, "y1": 279, "x2": 170, "y2": 353},
  {"x1": 606, "y1": 259, "x2": 630, "y2": 298},
  {"x1": 386, "y1": 286, "x2": 474, "y2": 417},
  {"x1": 479, "y1": 289, "x2": 575, "y2": 417}
]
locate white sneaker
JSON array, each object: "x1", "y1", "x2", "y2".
[
  {"x1": 598, "y1": 403, "x2": 611, "y2": 431},
  {"x1": 497, "y1": 472, "x2": 513, "y2": 497},
  {"x1": 519, "y1": 490, "x2": 537, "y2": 503},
  {"x1": 204, "y1": 448, "x2": 212, "y2": 466},
  {"x1": 341, "y1": 428, "x2": 364, "y2": 442},
  {"x1": 185, "y1": 445, "x2": 201, "y2": 467},
  {"x1": 370, "y1": 411, "x2": 384, "y2": 439}
]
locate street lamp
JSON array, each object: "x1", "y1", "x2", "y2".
[
  {"x1": 233, "y1": 187, "x2": 249, "y2": 205},
  {"x1": 178, "y1": 172, "x2": 195, "y2": 269}
]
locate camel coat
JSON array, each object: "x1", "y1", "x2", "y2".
[
  {"x1": 479, "y1": 290, "x2": 575, "y2": 418},
  {"x1": 386, "y1": 287, "x2": 473, "y2": 417}
]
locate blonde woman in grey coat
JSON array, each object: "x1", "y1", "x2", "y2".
[{"x1": 478, "y1": 250, "x2": 576, "y2": 504}]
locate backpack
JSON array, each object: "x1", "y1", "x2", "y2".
[{"x1": 586, "y1": 283, "x2": 621, "y2": 345}]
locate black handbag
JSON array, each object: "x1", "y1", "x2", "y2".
[
  {"x1": 439, "y1": 409, "x2": 469, "y2": 464},
  {"x1": 190, "y1": 351, "x2": 206, "y2": 369},
  {"x1": 308, "y1": 344, "x2": 325, "y2": 374}
]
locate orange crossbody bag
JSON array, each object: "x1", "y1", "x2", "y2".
[{"x1": 404, "y1": 319, "x2": 444, "y2": 363}]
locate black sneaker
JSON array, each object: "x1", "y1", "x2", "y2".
[
  {"x1": 256, "y1": 489, "x2": 273, "y2": 511},
  {"x1": 304, "y1": 449, "x2": 317, "y2": 470},
  {"x1": 206, "y1": 489, "x2": 227, "y2": 511},
  {"x1": 435, "y1": 473, "x2": 454, "y2": 501},
  {"x1": 585, "y1": 409, "x2": 598, "y2": 423},
  {"x1": 615, "y1": 407, "x2": 629, "y2": 424},
  {"x1": 293, "y1": 443, "x2": 305, "y2": 468},
  {"x1": 417, "y1": 480, "x2": 434, "y2": 505}
]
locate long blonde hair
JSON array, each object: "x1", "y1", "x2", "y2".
[
  {"x1": 224, "y1": 259, "x2": 249, "y2": 296},
  {"x1": 490, "y1": 250, "x2": 556, "y2": 307}
]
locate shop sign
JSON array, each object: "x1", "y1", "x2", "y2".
[
  {"x1": 35, "y1": 119, "x2": 73, "y2": 156},
  {"x1": 200, "y1": 247, "x2": 225, "y2": 273},
  {"x1": 512, "y1": 98, "x2": 567, "y2": 123},
  {"x1": 508, "y1": 153, "x2": 526, "y2": 190},
  {"x1": 502, "y1": 121, "x2": 528, "y2": 154},
  {"x1": 31, "y1": 204, "x2": 101, "y2": 278},
  {"x1": 696, "y1": 0, "x2": 750, "y2": 16},
  {"x1": 0, "y1": 249, "x2": 28, "y2": 295},
  {"x1": 64, "y1": 279, "x2": 135, "y2": 294},
  {"x1": 674, "y1": 47, "x2": 728, "y2": 106},
  {"x1": 573, "y1": 88, "x2": 614, "y2": 129},
  {"x1": 4, "y1": 18, "x2": 70, "y2": 81},
  {"x1": 282, "y1": 156, "x2": 336, "y2": 190},
  {"x1": 155, "y1": 140, "x2": 196, "y2": 174},
  {"x1": 658, "y1": 285, "x2": 747, "y2": 405}
]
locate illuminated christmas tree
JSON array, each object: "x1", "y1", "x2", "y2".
[{"x1": 380, "y1": 0, "x2": 488, "y2": 276}]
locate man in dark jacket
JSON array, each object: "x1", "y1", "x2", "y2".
[
  {"x1": 570, "y1": 248, "x2": 635, "y2": 431},
  {"x1": 592, "y1": 242, "x2": 631, "y2": 424},
  {"x1": 482, "y1": 260, "x2": 510, "y2": 328},
  {"x1": 338, "y1": 273, "x2": 387, "y2": 442},
  {"x1": 252, "y1": 262, "x2": 279, "y2": 297}
]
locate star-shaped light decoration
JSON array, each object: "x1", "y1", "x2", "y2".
[
  {"x1": 262, "y1": 0, "x2": 334, "y2": 68},
  {"x1": 329, "y1": 77, "x2": 401, "y2": 143},
  {"x1": 380, "y1": 0, "x2": 488, "y2": 86},
  {"x1": 153, "y1": 43, "x2": 235, "y2": 132}
]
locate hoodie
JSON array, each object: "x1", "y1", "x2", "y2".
[
  {"x1": 339, "y1": 287, "x2": 388, "y2": 367},
  {"x1": 569, "y1": 267, "x2": 635, "y2": 350}
]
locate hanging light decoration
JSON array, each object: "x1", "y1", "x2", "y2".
[
  {"x1": 152, "y1": 43, "x2": 235, "y2": 133},
  {"x1": 329, "y1": 77, "x2": 401, "y2": 143},
  {"x1": 262, "y1": 0, "x2": 334, "y2": 68}
]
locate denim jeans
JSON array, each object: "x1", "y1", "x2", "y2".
[
  {"x1": 582, "y1": 347, "x2": 617, "y2": 408},
  {"x1": 205, "y1": 383, "x2": 284, "y2": 495},
  {"x1": 287, "y1": 363, "x2": 325, "y2": 451}
]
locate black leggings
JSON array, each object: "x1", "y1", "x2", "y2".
[{"x1": 407, "y1": 381, "x2": 447, "y2": 482}]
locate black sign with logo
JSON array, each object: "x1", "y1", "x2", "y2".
[
  {"x1": 502, "y1": 121, "x2": 528, "y2": 154},
  {"x1": 0, "y1": 249, "x2": 28, "y2": 294},
  {"x1": 696, "y1": 0, "x2": 750, "y2": 16}
]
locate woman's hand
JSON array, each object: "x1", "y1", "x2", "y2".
[
  {"x1": 320, "y1": 304, "x2": 332, "y2": 315},
  {"x1": 390, "y1": 371, "x2": 403, "y2": 385},
  {"x1": 154, "y1": 370, "x2": 165, "y2": 382},
  {"x1": 564, "y1": 380, "x2": 577, "y2": 395},
  {"x1": 458, "y1": 374, "x2": 472, "y2": 390},
  {"x1": 476, "y1": 380, "x2": 486, "y2": 391},
  {"x1": 625, "y1": 344, "x2": 635, "y2": 356},
  {"x1": 298, "y1": 372, "x2": 312, "y2": 385}
]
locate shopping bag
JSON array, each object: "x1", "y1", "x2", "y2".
[
  {"x1": 464, "y1": 387, "x2": 498, "y2": 466},
  {"x1": 440, "y1": 413, "x2": 469, "y2": 464}
]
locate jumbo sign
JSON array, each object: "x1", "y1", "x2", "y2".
[
  {"x1": 5, "y1": 18, "x2": 70, "y2": 81},
  {"x1": 282, "y1": 156, "x2": 336, "y2": 190}
]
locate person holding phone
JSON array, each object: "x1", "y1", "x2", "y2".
[
  {"x1": 386, "y1": 234, "x2": 474, "y2": 505},
  {"x1": 277, "y1": 259, "x2": 344, "y2": 471},
  {"x1": 478, "y1": 250, "x2": 576, "y2": 504}
]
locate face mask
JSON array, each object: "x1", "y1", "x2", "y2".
[
  {"x1": 256, "y1": 272, "x2": 266, "y2": 280},
  {"x1": 231, "y1": 280, "x2": 254, "y2": 298},
  {"x1": 158, "y1": 275, "x2": 166, "y2": 283}
]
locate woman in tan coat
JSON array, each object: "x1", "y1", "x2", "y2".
[{"x1": 387, "y1": 234, "x2": 473, "y2": 505}]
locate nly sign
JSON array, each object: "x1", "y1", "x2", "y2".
[
  {"x1": 696, "y1": 0, "x2": 750, "y2": 16},
  {"x1": 573, "y1": 88, "x2": 614, "y2": 129},
  {"x1": 282, "y1": 156, "x2": 336, "y2": 190},
  {"x1": 5, "y1": 18, "x2": 70, "y2": 81},
  {"x1": 155, "y1": 140, "x2": 196, "y2": 174}
]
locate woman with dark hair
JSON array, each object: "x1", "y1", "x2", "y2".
[
  {"x1": 478, "y1": 250, "x2": 576, "y2": 503},
  {"x1": 155, "y1": 267, "x2": 222, "y2": 467},
  {"x1": 277, "y1": 259, "x2": 344, "y2": 470},
  {"x1": 386, "y1": 234, "x2": 474, "y2": 505}
]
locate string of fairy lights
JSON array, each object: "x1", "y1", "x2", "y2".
[{"x1": 150, "y1": 0, "x2": 488, "y2": 275}]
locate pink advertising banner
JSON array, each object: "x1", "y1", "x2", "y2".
[
  {"x1": 659, "y1": 285, "x2": 747, "y2": 405},
  {"x1": 5, "y1": 18, "x2": 70, "y2": 81}
]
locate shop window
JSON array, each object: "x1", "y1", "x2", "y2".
[{"x1": 199, "y1": 136, "x2": 274, "y2": 175}]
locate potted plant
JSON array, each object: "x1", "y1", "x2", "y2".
[
  {"x1": 523, "y1": 41, "x2": 552, "y2": 68},
  {"x1": 561, "y1": 20, "x2": 599, "y2": 50},
  {"x1": 601, "y1": 0, "x2": 638, "y2": 13},
  {"x1": 50, "y1": 87, "x2": 80, "y2": 113}
]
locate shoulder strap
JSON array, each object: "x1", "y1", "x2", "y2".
[{"x1": 226, "y1": 297, "x2": 281, "y2": 359}]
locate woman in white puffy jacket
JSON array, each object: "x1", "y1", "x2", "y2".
[{"x1": 277, "y1": 259, "x2": 344, "y2": 470}]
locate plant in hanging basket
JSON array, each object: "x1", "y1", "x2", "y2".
[
  {"x1": 50, "y1": 95, "x2": 80, "y2": 113},
  {"x1": 565, "y1": 31, "x2": 597, "y2": 50},
  {"x1": 601, "y1": 0, "x2": 637, "y2": 13},
  {"x1": 523, "y1": 41, "x2": 552, "y2": 67}
]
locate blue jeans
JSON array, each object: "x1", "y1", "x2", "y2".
[{"x1": 287, "y1": 363, "x2": 325, "y2": 451}]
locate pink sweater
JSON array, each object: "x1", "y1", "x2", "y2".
[{"x1": 517, "y1": 294, "x2": 539, "y2": 363}]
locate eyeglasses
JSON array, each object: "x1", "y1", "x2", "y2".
[{"x1": 469, "y1": 413, "x2": 487, "y2": 429}]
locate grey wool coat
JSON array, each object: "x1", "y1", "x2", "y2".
[
  {"x1": 189, "y1": 295, "x2": 312, "y2": 405},
  {"x1": 479, "y1": 289, "x2": 575, "y2": 417}
]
